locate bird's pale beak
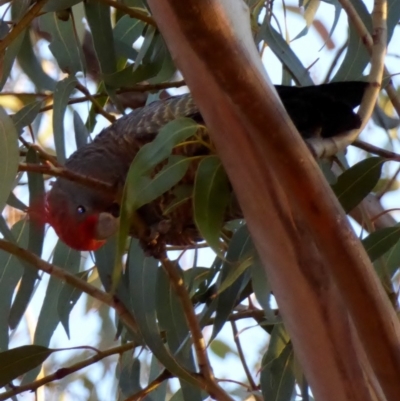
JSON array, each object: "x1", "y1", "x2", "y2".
[{"x1": 95, "y1": 212, "x2": 119, "y2": 240}]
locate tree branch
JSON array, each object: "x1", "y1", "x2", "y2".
[
  {"x1": 18, "y1": 163, "x2": 115, "y2": 195},
  {"x1": 0, "y1": 239, "x2": 138, "y2": 334},
  {"x1": 147, "y1": 1, "x2": 400, "y2": 400},
  {"x1": 0, "y1": 0, "x2": 49, "y2": 54},
  {"x1": 0, "y1": 342, "x2": 136, "y2": 401}
]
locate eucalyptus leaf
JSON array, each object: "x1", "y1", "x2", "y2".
[
  {"x1": 38, "y1": 12, "x2": 85, "y2": 74},
  {"x1": 53, "y1": 76, "x2": 78, "y2": 164},
  {"x1": 0, "y1": 108, "x2": 19, "y2": 214},
  {"x1": 194, "y1": 156, "x2": 230, "y2": 255},
  {"x1": 0, "y1": 345, "x2": 55, "y2": 387},
  {"x1": 331, "y1": 157, "x2": 385, "y2": 213}
]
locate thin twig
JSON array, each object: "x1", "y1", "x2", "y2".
[
  {"x1": 19, "y1": 137, "x2": 60, "y2": 166},
  {"x1": 75, "y1": 82, "x2": 116, "y2": 123},
  {"x1": 124, "y1": 370, "x2": 172, "y2": 401},
  {"x1": 352, "y1": 140, "x2": 400, "y2": 161},
  {"x1": 0, "y1": 239, "x2": 138, "y2": 334},
  {"x1": 97, "y1": 0, "x2": 157, "y2": 27},
  {"x1": 231, "y1": 321, "x2": 257, "y2": 390},
  {"x1": 160, "y1": 256, "x2": 234, "y2": 401},
  {"x1": 0, "y1": 0, "x2": 50, "y2": 53},
  {"x1": 0, "y1": 342, "x2": 136, "y2": 401},
  {"x1": 1, "y1": 81, "x2": 187, "y2": 100},
  {"x1": 38, "y1": 81, "x2": 187, "y2": 113},
  {"x1": 18, "y1": 163, "x2": 115, "y2": 195}
]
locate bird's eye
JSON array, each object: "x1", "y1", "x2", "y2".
[{"x1": 77, "y1": 205, "x2": 86, "y2": 215}]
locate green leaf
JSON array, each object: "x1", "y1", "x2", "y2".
[
  {"x1": 118, "y1": 355, "x2": 142, "y2": 397},
  {"x1": 84, "y1": 1, "x2": 117, "y2": 75},
  {"x1": 143, "y1": 355, "x2": 168, "y2": 401},
  {"x1": 9, "y1": 150, "x2": 47, "y2": 333},
  {"x1": 251, "y1": 256, "x2": 274, "y2": 319},
  {"x1": 333, "y1": 0, "x2": 371, "y2": 81},
  {"x1": 103, "y1": 62, "x2": 161, "y2": 88},
  {"x1": 11, "y1": 100, "x2": 42, "y2": 134},
  {"x1": 293, "y1": 0, "x2": 320, "y2": 41},
  {"x1": 113, "y1": 16, "x2": 144, "y2": 60},
  {"x1": 73, "y1": 111, "x2": 90, "y2": 149},
  {"x1": 331, "y1": 157, "x2": 385, "y2": 213},
  {"x1": 0, "y1": 26, "x2": 25, "y2": 90},
  {"x1": 0, "y1": 220, "x2": 26, "y2": 351},
  {"x1": 53, "y1": 76, "x2": 77, "y2": 164},
  {"x1": 22, "y1": 240, "x2": 81, "y2": 384},
  {"x1": 362, "y1": 226, "x2": 400, "y2": 262},
  {"x1": 163, "y1": 185, "x2": 193, "y2": 215},
  {"x1": 128, "y1": 240, "x2": 201, "y2": 387},
  {"x1": 0, "y1": 345, "x2": 55, "y2": 387},
  {"x1": 38, "y1": 12, "x2": 85, "y2": 74},
  {"x1": 134, "y1": 25, "x2": 156, "y2": 68},
  {"x1": 156, "y1": 268, "x2": 203, "y2": 401},
  {"x1": 0, "y1": 107, "x2": 19, "y2": 214},
  {"x1": 127, "y1": 118, "x2": 197, "y2": 184},
  {"x1": 210, "y1": 339, "x2": 235, "y2": 359},
  {"x1": 58, "y1": 270, "x2": 90, "y2": 338},
  {"x1": 260, "y1": 325, "x2": 295, "y2": 401},
  {"x1": 27, "y1": 149, "x2": 45, "y2": 258},
  {"x1": 211, "y1": 225, "x2": 253, "y2": 340},
  {"x1": 133, "y1": 155, "x2": 191, "y2": 209},
  {"x1": 194, "y1": 156, "x2": 231, "y2": 254},
  {"x1": 17, "y1": 30, "x2": 56, "y2": 91},
  {"x1": 256, "y1": 20, "x2": 313, "y2": 86}
]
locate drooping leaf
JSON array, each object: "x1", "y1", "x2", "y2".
[
  {"x1": 22, "y1": 240, "x2": 81, "y2": 384},
  {"x1": 251, "y1": 256, "x2": 274, "y2": 319},
  {"x1": 156, "y1": 269, "x2": 203, "y2": 401},
  {"x1": 0, "y1": 25, "x2": 25, "y2": 91},
  {"x1": 331, "y1": 157, "x2": 385, "y2": 213},
  {"x1": 128, "y1": 239, "x2": 201, "y2": 387},
  {"x1": 143, "y1": 355, "x2": 168, "y2": 401},
  {"x1": 134, "y1": 25, "x2": 156, "y2": 68},
  {"x1": 38, "y1": 12, "x2": 85, "y2": 74},
  {"x1": 0, "y1": 345, "x2": 55, "y2": 387},
  {"x1": 292, "y1": 0, "x2": 321, "y2": 41},
  {"x1": 0, "y1": 107, "x2": 19, "y2": 214},
  {"x1": 17, "y1": 30, "x2": 56, "y2": 91},
  {"x1": 362, "y1": 226, "x2": 400, "y2": 263},
  {"x1": 11, "y1": 100, "x2": 42, "y2": 134},
  {"x1": 53, "y1": 76, "x2": 78, "y2": 164},
  {"x1": 113, "y1": 15, "x2": 144, "y2": 61},
  {"x1": 118, "y1": 354, "x2": 142, "y2": 398},
  {"x1": 333, "y1": 0, "x2": 371, "y2": 81},
  {"x1": 57, "y1": 269, "x2": 90, "y2": 338},
  {"x1": 260, "y1": 325, "x2": 295, "y2": 401},
  {"x1": 211, "y1": 225, "x2": 253, "y2": 340},
  {"x1": 194, "y1": 156, "x2": 231, "y2": 254},
  {"x1": 84, "y1": 1, "x2": 117, "y2": 76},
  {"x1": 0, "y1": 220, "x2": 27, "y2": 351},
  {"x1": 256, "y1": 20, "x2": 313, "y2": 86},
  {"x1": 73, "y1": 110, "x2": 90, "y2": 149}
]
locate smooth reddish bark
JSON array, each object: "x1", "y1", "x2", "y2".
[{"x1": 147, "y1": 1, "x2": 400, "y2": 400}]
